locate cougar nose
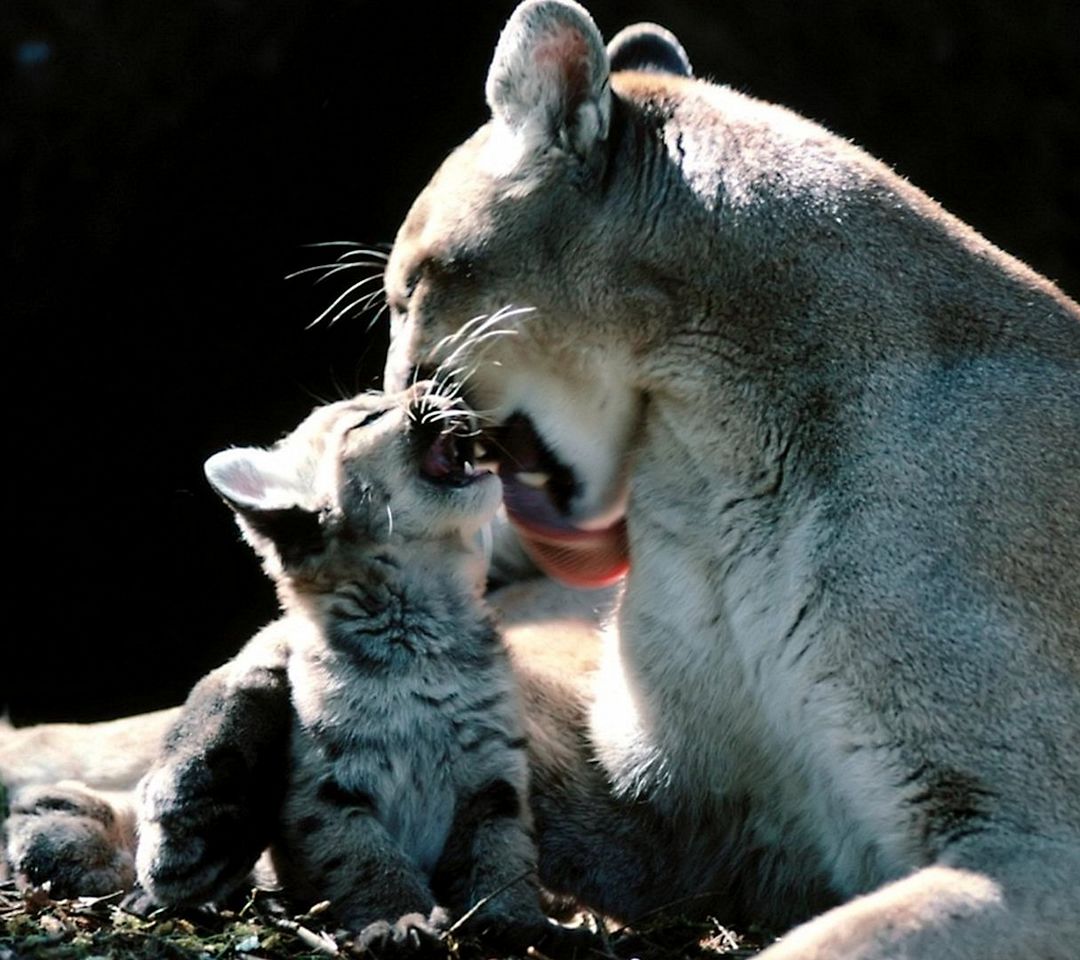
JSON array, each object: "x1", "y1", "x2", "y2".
[
  {"x1": 383, "y1": 327, "x2": 417, "y2": 390},
  {"x1": 384, "y1": 361, "x2": 443, "y2": 394}
]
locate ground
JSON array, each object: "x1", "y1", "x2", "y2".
[{"x1": 0, "y1": 881, "x2": 772, "y2": 960}]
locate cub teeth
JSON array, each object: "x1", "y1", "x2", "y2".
[
  {"x1": 464, "y1": 461, "x2": 475, "y2": 475},
  {"x1": 517, "y1": 471, "x2": 550, "y2": 489}
]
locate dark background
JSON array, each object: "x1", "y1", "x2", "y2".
[{"x1": 4, "y1": 0, "x2": 1077, "y2": 723}]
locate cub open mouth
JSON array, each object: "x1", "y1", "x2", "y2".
[
  {"x1": 485, "y1": 414, "x2": 629, "y2": 589},
  {"x1": 419, "y1": 427, "x2": 490, "y2": 488}
]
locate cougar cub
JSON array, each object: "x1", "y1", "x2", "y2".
[{"x1": 135, "y1": 383, "x2": 571, "y2": 952}]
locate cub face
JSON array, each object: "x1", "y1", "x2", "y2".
[{"x1": 204, "y1": 382, "x2": 501, "y2": 583}]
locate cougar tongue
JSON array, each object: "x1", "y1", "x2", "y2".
[{"x1": 495, "y1": 416, "x2": 629, "y2": 589}]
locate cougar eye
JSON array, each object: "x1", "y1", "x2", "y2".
[
  {"x1": 386, "y1": 267, "x2": 421, "y2": 318},
  {"x1": 349, "y1": 409, "x2": 389, "y2": 431},
  {"x1": 388, "y1": 287, "x2": 411, "y2": 318}
]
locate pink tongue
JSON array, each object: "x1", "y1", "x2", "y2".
[
  {"x1": 501, "y1": 474, "x2": 629, "y2": 589},
  {"x1": 511, "y1": 515, "x2": 629, "y2": 588}
]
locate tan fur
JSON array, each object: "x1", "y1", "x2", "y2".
[
  {"x1": 381, "y1": 2, "x2": 1080, "y2": 957},
  {"x1": 0, "y1": 710, "x2": 177, "y2": 795},
  {"x1": 3, "y1": 6, "x2": 1077, "y2": 958},
  {"x1": 494, "y1": 578, "x2": 613, "y2": 680}
]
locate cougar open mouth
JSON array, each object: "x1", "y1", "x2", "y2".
[{"x1": 485, "y1": 414, "x2": 629, "y2": 589}]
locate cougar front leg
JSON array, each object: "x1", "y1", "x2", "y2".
[
  {"x1": 136, "y1": 626, "x2": 291, "y2": 907},
  {"x1": 1, "y1": 708, "x2": 176, "y2": 898},
  {"x1": 515, "y1": 662, "x2": 722, "y2": 925},
  {"x1": 756, "y1": 834, "x2": 1080, "y2": 960},
  {"x1": 4, "y1": 783, "x2": 136, "y2": 897}
]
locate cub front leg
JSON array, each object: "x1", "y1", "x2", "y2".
[
  {"x1": 434, "y1": 778, "x2": 589, "y2": 955},
  {"x1": 135, "y1": 625, "x2": 291, "y2": 907},
  {"x1": 275, "y1": 790, "x2": 441, "y2": 943}
]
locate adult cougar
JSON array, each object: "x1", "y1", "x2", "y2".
[
  {"x1": 382, "y1": 1, "x2": 1080, "y2": 957},
  {"x1": 2, "y1": 2, "x2": 1077, "y2": 957}
]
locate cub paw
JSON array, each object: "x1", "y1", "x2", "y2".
[
  {"x1": 354, "y1": 907, "x2": 449, "y2": 956},
  {"x1": 4, "y1": 784, "x2": 135, "y2": 898},
  {"x1": 530, "y1": 922, "x2": 599, "y2": 958},
  {"x1": 460, "y1": 912, "x2": 597, "y2": 958},
  {"x1": 119, "y1": 883, "x2": 160, "y2": 917},
  {"x1": 135, "y1": 759, "x2": 260, "y2": 906}
]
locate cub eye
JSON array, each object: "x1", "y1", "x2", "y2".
[{"x1": 349, "y1": 409, "x2": 389, "y2": 431}]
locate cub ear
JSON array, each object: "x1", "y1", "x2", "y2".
[
  {"x1": 607, "y1": 23, "x2": 692, "y2": 78},
  {"x1": 204, "y1": 447, "x2": 307, "y2": 514},
  {"x1": 205, "y1": 448, "x2": 323, "y2": 563},
  {"x1": 485, "y1": 0, "x2": 611, "y2": 160}
]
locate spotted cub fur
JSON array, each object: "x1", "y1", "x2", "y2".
[{"x1": 134, "y1": 383, "x2": 571, "y2": 952}]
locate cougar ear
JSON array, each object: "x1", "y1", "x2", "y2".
[
  {"x1": 485, "y1": 0, "x2": 611, "y2": 160},
  {"x1": 607, "y1": 23, "x2": 692, "y2": 78}
]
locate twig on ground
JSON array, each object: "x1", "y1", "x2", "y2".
[
  {"x1": 608, "y1": 890, "x2": 726, "y2": 937},
  {"x1": 445, "y1": 870, "x2": 533, "y2": 936},
  {"x1": 263, "y1": 914, "x2": 340, "y2": 956}
]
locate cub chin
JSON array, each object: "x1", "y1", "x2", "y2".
[{"x1": 134, "y1": 382, "x2": 579, "y2": 954}]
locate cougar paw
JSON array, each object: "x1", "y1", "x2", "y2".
[
  {"x1": 354, "y1": 907, "x2": 449, "y2": 956},
  {"x1": 5, "y1": 785, "x2": 134, "y2": 898}
]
